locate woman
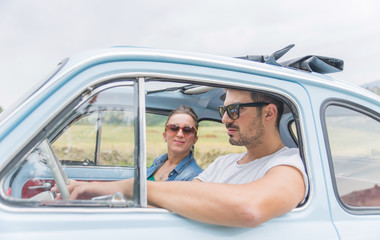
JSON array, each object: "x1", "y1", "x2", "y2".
[{"x1": 147, "y1": 105, "x2": 202, "y2": 181}]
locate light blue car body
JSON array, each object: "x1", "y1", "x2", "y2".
[{"x1": 0, "y1": 47, "x2": 379, "y2": 239}]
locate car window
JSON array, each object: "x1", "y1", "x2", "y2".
[
  {"x1": 324, "y1": 104, "x2": 380, "y2": 207},
  {"x1": 2, "y1": 84, "x2": 137, "y2": 205},
  {"x1": 53, "y1": 114, "x2": 97, "y2": 165},
  {"x1": 52, "y1": 87, "x2": 135, "y2": 167}
]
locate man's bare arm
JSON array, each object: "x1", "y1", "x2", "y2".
[
  {"x1": 62, "y1": 165, "x2": 305, "y2": 227},
  {"x1": 142, "y1": 165, "x2": 305, "y2": 228}
]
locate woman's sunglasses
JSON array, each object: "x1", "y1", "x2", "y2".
[
  {"x1": 165, "y1": 124, "x2": 197, "y2": 137},
  {"x1": 218, "y1": 102, "x2": 269, "y2": 120}
]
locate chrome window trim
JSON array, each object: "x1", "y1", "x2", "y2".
[
  {"x1": 94, "y1": 111, "x2": 103, "y2": 165},
  {"x1": 133, "y1": 77, "x2": 147, "y2": 207}
]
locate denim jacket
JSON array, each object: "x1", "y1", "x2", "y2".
[{"x1": 147, "y1": 151, "x2": 202, "y2": 181}]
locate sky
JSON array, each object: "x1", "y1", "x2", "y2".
[{"x1": 0, "y1": 0, "x2": 379, "y2": 110}]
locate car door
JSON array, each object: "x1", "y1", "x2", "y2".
[{"x1": 321, "y1": 97, "x2": 380, "y2": 239}]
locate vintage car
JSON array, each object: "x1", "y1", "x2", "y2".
[{"x1": 0, "y1": 45, "x2": 379, "y2": 239}]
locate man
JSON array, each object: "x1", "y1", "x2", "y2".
[{"x1": 57, "y1": 89, "x2": 307, "y2": 228}]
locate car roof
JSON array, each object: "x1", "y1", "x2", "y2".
[{"x1": 56, "y1": 47, "x2": 377, "y2": 102}]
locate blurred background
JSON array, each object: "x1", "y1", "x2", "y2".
[{"x1": 1, "y1": 0, "x2": 379, "y2": 112}]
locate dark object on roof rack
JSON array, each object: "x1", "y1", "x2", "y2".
[{"x1": 237, "y1": 44, "x2": 344, "y2": 74}]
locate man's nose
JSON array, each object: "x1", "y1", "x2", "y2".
[{"x1": 221, "y1": 111, "x2": 232, "y2": 124}]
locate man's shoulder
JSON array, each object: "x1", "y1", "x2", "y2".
[
  {"x1": 281, "y1": 147, "x2": 300, "y2": 155},
  {"x1": 275, "y1": 147, "x2": 301, "y2": 161},
  {"x1": 195, "y1": 152, "x2": 246, "y2": 182},
  {"x1": 266, "y1": 147, "x2": 302, "y2": 165}
]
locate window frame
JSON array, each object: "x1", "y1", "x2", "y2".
[{"x1": 321, "y1": 98, "x2": 380, "y2": 214}]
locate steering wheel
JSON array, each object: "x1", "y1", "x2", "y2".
[{"x1": 39, "y1": 139, "x2": 70, "y2": 200}]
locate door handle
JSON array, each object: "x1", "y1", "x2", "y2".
[{"x1": 28, "y1": 182, "x2": 53, "y2": 191}]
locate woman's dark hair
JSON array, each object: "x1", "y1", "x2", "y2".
[{"x1": 165, "y1": 105, "x2": 199, "y2": 134}]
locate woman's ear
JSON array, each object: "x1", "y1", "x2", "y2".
[
  {"x1": 163, "y1": 132, "x2": 167, "y2": 142},
  {"x1": 193, "y1": 135, "x2": 198, "y2": 144}
]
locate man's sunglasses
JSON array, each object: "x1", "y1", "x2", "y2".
[
  {"x1": 165, "y1": 124, "x2": 197, "y2": 137},
  {"x1": 218, "y1": 102, "x2": 269, "y2": 120}
]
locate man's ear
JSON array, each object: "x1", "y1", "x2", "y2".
[
  {"x1": 264, "y1": 104, "x2": 277, "y2": 122},
  {"x1": 163, "y1": 132, "x2": 167, "y2": 142}
]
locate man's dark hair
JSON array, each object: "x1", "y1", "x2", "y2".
[{"x1": 250, "y1": 92, "x2": 284, "y2": 129}]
